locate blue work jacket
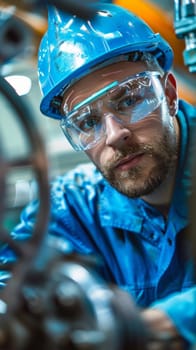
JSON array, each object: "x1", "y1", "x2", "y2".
[{"x1": 1, "y1": 100, "x2": 196, "y2": 345}]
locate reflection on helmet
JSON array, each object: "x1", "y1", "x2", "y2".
[{"x1": 38, "y1": 3, "x2": 173, "y2": 119}]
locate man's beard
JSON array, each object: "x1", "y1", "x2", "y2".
[{"x1": 97, "y1": 130, "x2": 178, "y2": 198}]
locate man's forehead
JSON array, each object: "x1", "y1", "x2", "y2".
[
  {"x1": 72, "y1": 81, "x2": 119, "y2": 111},
  {"x1": 66, "y1": 61, "x2": 146, "y2": 89},
  {"x1": 62, "y1": 60, "x2": 148, "y2": 113},
  {"x1": 74, "y1": 60, "x2": 148, "y2": 86}
]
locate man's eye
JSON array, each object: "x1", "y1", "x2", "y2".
[
  {"x1": 78, "y1": 114, "x2": 100, "y2": 132},
  {"x1": 117, "y1": 95, "x2": 141, "y2": 111}
]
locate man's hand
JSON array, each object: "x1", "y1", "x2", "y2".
[{"x1": 141, "y1": 308, "x2": 186, "y2": 350}]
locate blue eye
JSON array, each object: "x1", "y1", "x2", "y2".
[
  {"x1": 117, "y1": 95, "x2": 141, "y2": 112},
  {"x1": 77, "y1": 114, "x2": 100, "y2": 132}
]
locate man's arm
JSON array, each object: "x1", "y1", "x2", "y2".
[
  {"x1": 141, "y1": 308, "x2": 187, "y2": 349},
  {"x1": 141, "y1": 287, "x2": 196, "y2": 349}
]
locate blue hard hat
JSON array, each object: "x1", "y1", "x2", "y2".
[{"x1": 38, "y1": 3, "x2": 173, "y2": 119}]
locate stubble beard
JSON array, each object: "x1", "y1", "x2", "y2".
[{"x1": 98, "y1": 130, "x2": 178, "y2": 198}]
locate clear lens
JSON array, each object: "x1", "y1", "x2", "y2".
[
  {"x1": 60, "y1": 71, "x2": 164, "y2": 151},
  {"x1": 60, "y1": 105, "x2": 105, "y2": 150}
]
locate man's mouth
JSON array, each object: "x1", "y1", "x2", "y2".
[{"x1": 115, "y1": 153, "x2": 144, "y2": 171}]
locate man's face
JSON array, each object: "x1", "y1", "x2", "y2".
[{"x1": 62, "y1": 61, "x2": 179, "y2": 198}]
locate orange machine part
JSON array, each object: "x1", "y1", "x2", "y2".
[{"x1": 115, "y1": 0, "x2": 195, "y2": 105}]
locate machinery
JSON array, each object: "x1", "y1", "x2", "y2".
[{"x1": 174, "y1": 0, "x2": 196, "y2": 73}]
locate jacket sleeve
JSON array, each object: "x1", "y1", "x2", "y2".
[{"x1": 150, "y1": 286, "x2": 196, "y2": 345}]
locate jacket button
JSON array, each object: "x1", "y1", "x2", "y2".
[{"x1": 167, "y1": 238, "x2": 172, "y2": 245}]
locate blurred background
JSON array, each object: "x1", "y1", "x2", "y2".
[{"x1": 0, "y1": 0, "x2": 195, "y2": 229}]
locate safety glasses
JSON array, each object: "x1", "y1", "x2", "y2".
[{"x1": 60, "y1": 71, "x2": 164, "y2": 151}]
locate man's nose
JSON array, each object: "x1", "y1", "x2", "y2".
[{"x1": 104, "y1": 113, "x2": 132, "y2": 147}]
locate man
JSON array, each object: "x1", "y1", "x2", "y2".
[{"x1": 2, "y1": 2, "x2": 196, "y2": 348}]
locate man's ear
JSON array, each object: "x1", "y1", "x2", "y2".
[{"x1": 164, "y1": 72, "x2": 178, "y2": 117}]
